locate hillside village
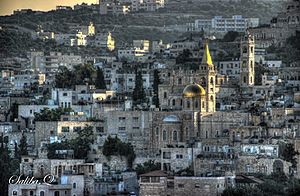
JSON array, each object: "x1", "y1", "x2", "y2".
[{"x1": 0, "y1": 0, "x2": 300, "y2": 196}]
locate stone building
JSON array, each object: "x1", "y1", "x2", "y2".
[
  {"x1": 8, "y1": 174, "x2": 84, "y2": 196},
  {"x1": 139, "y1": 170, "x2": 234, "y2": 196},
  {"x1": 249, "y1": 0, "x2": 300, "y2": 48},
  {"x1": 34, "y1": 121, "x2": 104, "y2": 148}
]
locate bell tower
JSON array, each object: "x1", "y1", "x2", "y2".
[
  {"x1": 199, "y1": 42, "x2": 216, "y2": 113},
  {"x1": 240, "y1": 32, "x2": 255, "y2": 87}
]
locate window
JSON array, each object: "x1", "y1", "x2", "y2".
[
  {"x1": 187, "y1": 101, "x2": 190, "y2": 109},
  {"x1": 73, "y1": 127, "x2": 81, "y2": 132},
  {"x1": 163, "y1": 130, "x2": 167, "y2": 141},
  {"x1": 73, "y1": 182, "x2": 76, "y2": 189},
  {"x1": 195, "y1": 101, "x2": 198, "y2": 108},
  {"x1": 178, "y1": 184, "x2": 184, "y2": 188},
  {"x1": 96, "y1": 127, "x2": 104, "y2": 133},
  {"x1": 173, "y1": 131, "x2": 178, "y2": 141},
  {"x1": 54, "y1": 191, "x2": 60, "y2": 196},
  {"x1": 178, "y1": 78, "x2": 182, "y2": 85},
  {"x1": 176, "y1": 154, "x2": 183, "y2": 159},
  {"x1": 40, "y1": 191, "x2": 45, "y2": 196},
  {"x1": 141, "y1": 177, "x2": 150, "y2": 183},
  {"x1": 156, "y1": 127, "x2": 159, "y2": 135},
  {"x1": 151, "y1": 177, "x2": 160, "y2": 183},
  {"x1": 195, "y1": 184, "x2": 200, "y2": 188},
  {"x1": 163, "y1": 92, "x2": 167, "y2": 99},
  {"x1": 119, "y1": 117, "x2": 126, "y2": 122},
  {"x1": 13, "y1": 191, "x2": 17, "y2": 195},
  {"x1": 243, "y1": 76, "x2": 246, "y2": 83},
  {"x1": 61, "y1": 127, "x2": 69, "y2": 133},
  {"x1": 63, "y1": 93, "x2": 68, "y2": 96},
  {"x1": 118, "y1": 127, "x2": 126, "y2": 131},
  {"x1": 210, "y1": 95, "x2": 214, "y2": 101},
  {"x1": 132, "y1": 117, "x2": 139, "y2": 123},
  {"x1": 172, "y1": 99, "x2": 176, "y2": 106}
]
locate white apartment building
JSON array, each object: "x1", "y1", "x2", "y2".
[
  {"x1": 194, "y1": 15, "x2": 259, "y2": 33},
  {"x1": 218, "y1": 60, "x2": 240, "y2": 79},
  {"x1": 30, "y1": 52, "x2": 82, "y2": 73},
  {"x1": 14, "y1": 70, "x2": 46, "y2": 90}
]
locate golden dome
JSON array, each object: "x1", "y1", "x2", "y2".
[{"x1": 183, "y1": 84, "x2": 206, "y2": 98}]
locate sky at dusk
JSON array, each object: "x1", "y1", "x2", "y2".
[{"x1": 0, "y1": 0, "x2": 97, "y2": 16}]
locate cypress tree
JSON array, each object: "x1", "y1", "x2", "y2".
[
  {"x1": 95, "y1": 67, "x2": 106, "y2": 89},
  {"x1": 19, "y1": 132, "x2": 28, "y2": 156},
  {"x1": 152, "y1": 69, "x2": 161, "y2": 108},
  {"x1": 132, "y1": 70, "x2": 145, "y2": 105}
]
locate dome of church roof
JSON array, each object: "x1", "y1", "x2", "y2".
[
  {"x1": 182, "y1": 84, "x2": 206, "y2": 98},
  {"x1": 163, "y1": 115, "x2": 180, "y2": 123}
]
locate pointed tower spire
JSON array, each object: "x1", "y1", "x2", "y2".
[{"x1": 201, "y1": 41, "x2": 213, "y2": 66}]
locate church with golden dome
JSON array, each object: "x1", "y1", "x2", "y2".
[
  {"x1": 151, "y1": 42, "x2": 218, "y2": 149},
  {"x1": 159, "y1": 42, "x2": 217, "y2": 113}
]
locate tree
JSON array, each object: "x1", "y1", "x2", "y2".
[
  {"x1": 0, "y1": 134, "x2": 20, "y2": 195},
  {"x1": 55, "y1": 64, "x2": 97, "y2": 88},
  {"x1": 19, "y1": 132, "x2": 28, "y2": 156},
  {"x1": 55, "y1": 66, "x2": 75, "y2": 88},
  {"x1": 152, "y1": 69, "x2": 161, "y2": 108},
  {"x1": 95, "y1": 67, "x2": 106, "y2": 89},
  {"x1": 281, "y1": 143, "x2": 299, "y2": 169},
  {"x1": 72, "y1": 126, "x2": 94, "y2": 159},
  {"x1": 47, "y1": 126, "x2": 94, "y2": 160},
  {"x1": 132, "y1": 70, "x2": 146, "y2": 105},
  {"x1": 222, "y1": 31, "x2": 240, "y2": 42},
  {"x1": 135, "y1": 160, "x2": 161, "y2": 175},
  {"x1": 10, "y1": 102, "x2": 19, "y2": 122},
  {"x1": 0, "y1": 134, "x2": 10, "y2": 196},
  {"x1": 102, "y1": 135, "x2": 136, "y2": 169},
  {"x1": 176, "y1": 49, "x2": 192, "y2": 64},
  {"x1": 34, "y1": 107, "x2": 73, "y2": 121}
]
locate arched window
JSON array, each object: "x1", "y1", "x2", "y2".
[
  {"x1": 187, "y1": 100, "x2": 190, "y2": 109},
  {"x1": 178, "y1": 78, "x2": 182, "y2": 85},
  {"x1": 40, "y1": 191, "x2": 45, "y2": 196},
  {"x1": 163, "y1": 92, "x2": 167, "y2": 99},
  {"x1": 163, "y1": 130, "x2": 167, "y2": 141},
  {"x1": 210, "y1": 95, "x2": 214, "y2": 101},
  {"x1": 173, "y1": 131, "x2": 178, "y2": 141},
  {"x1": 172, "y1": 99, "x2": 176, "y2": 106},
  {"x1": 30, "y1": 191, "x2": 33, "y2": 196},
  {"x1": 201, "y1": 77, "x2": 206, "y2": 86},
  {"x1": 73, "y1": 183, "x2": 77, "y2": 189}
]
